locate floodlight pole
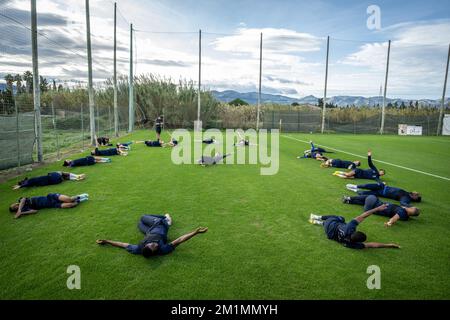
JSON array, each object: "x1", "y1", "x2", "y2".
[
  {"x1": 31, "y1": 0, "x2": 43, "y2": 161},
  {"x1": 380, "y1": 40, "x2": 391, "y2": 135},
  {"x1": 113, "y1": 2, "x2": 118, "y2": 136},
  {"x1": 85, "y1": 0, "x2": 96, "y2": 146},
  {"x1": 437, "y1": 44, "x2": 450, "y2": 136},
  {"x1": 128, "y1": 23, "x2": 134, "y2": 133},
  {"x1": 321, "y1": 36, "x2": 330, "y2": 134},
  {"x1": 257, "y1": 32, "x2": 262, "y2": 131},
  {"x1": 196, "y1": 29, "x2": 202, "y2": 130}
]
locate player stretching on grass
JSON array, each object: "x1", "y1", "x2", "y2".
[
  {"x1": 320, "y1": 159, "x2": 361, "y2": 170},
  {"x1": 9, "y1": 193, "x2": 88, "y2": 219},
  {"x1": 63, "y1": 156, "x2": 111, "y2": 167},
  {"x1": 333, "y1": 150, "x2": 385, "y2": 181},
  {"x1": 135, "y1": 138, "x2": 178, "y2": 147},
  {"x1": 298, "y1": 141, "x2": 329, "y2": 160},
  {"x1": 345, "y1": 182, "x2": 421, "y2": 207},
  {"x1": 91, "y1": 147, "x2": 128, "y2": 156},
  {"x1": 342, "y1": 194, "x2": 420, "y2": 227},
  {"x1": 12, "y1": 172, "x2": 85, "y2": 190},
  {"x1": 96, "y1": 214, "x2": 208, "y2": 257},
  {"x1": 197, "y1": 153, "x2": 231, "y2": 166},
  {"x1": 309, "y1": 204, "x2": 401, "y2": 249}
]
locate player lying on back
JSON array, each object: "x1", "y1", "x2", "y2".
[
  {"x1": 346, "y1": 182, "x2": 421, "y2": 207},
  {"x1": 91, "y1": 147, "x2": 128, "y2": 156},
  {"x1": 135, "y1": 138, "x2": 178, "y2": 147},
  {"x1": 96, "y1": 214, "x2": 208, "y2": 258},
  {"x1": 12, "y1": 171, "x2": 85, "y2": 189},
  {"x1": 321, "y1": 158, "x2": 361, "y2": 170},
  {"x1": 342, "y1": 195, "x2": 420, "y2": 227},
  {"x1": 333, "y1": 150, "x2": 385, "y2": 182},
  {"x1": 309, "y1": 204, "x2": 400, "y2": 249},
  {"x1": 197, "y1": 153, "x2": 231, "y2": 166},
  {"x1": 63, "y1": 156, "x2": 111, "y2": 167},
  {"x1": 298, "y1": 141, "x2": 329, "y2": 161},
  {"x1": 9, "y1": 193, "x2": 89, "y2": 219}
]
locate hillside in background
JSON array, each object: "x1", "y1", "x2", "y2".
[{"x1": 212, "y1": 89, "x2": 449, "y2": 107}]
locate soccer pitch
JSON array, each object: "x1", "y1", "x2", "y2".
[{"x1": 0, "y1": 131, "x2": 449, "y2": 300}]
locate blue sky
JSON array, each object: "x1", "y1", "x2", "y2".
[{"x1": 1, "y1": 0, "x2": 450, "y2": 99}]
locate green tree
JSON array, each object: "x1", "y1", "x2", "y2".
[
  {"x1": 228, "y1": 98, "x2": 249, "y2": 106},
  {"x1": 40, "y1": 76, "x2": 49, "y2": 92},
  {"x1": 291, "y1": 102, "x2": 300, "y2": 106},
  {"x1": 4, "y1": 74, "x2": 14, "y2": 91},
  {"x1": 23, "y1": 71, "x2": 33, "y2": 93},
  {"x1": 14, "y1": 74, "x2": 23, "y2": 94}
]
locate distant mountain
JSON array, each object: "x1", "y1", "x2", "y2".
[
  {"x1": 211, "y1": 90, "x2": 300, "y2": 105},
  {"x1": 211, "y1": 90, "x2": 449, "y2": 107}
]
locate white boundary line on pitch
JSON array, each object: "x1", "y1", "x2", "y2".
[{"x1": 282, "y1": 135, "x2": 450, "y2": 182}]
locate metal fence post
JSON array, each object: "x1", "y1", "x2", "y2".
[
  {"x1": 15, "y1": 99, "x2": 20, "y2": 167},
  {"x1": 51, "y1": 101, "x2": 60, "y2": 160},
  {"x1": 81, "y1": 104, "x2": 85, "y2": 151},
  {"x1": 380, "y1": 40, "x2": 391, "y2": 135}
]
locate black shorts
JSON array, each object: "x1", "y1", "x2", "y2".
[{"x1": 156, "y1": 127, "x2": 162, "y2": 134}]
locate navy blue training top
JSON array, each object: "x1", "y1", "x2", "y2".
[{"x1": 324, "y1": 217, "x2": 365, "y2": 249}]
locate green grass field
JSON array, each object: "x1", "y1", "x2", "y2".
[{"x1": 0, "y1": 131, "x2": 449, "y2": 299}]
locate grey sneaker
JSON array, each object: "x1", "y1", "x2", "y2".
[{"x1": 342, "y1": 196, "x2": 351, "y2": 204}]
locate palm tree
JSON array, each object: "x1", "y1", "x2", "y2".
[
  {"x1": 4, "y1": 74, "x2": 14, "y2": 91},
  {"x1": 14, "y1": 74, "x2": 22, "y2": 94},
  {"x1": 23, "y1": 71, "x2": 33, "y2": 93}
]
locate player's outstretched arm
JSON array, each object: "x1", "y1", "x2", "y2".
[
  {"x1": 170, "y1": 227, "x2": 208, "y2": 248},
  {"x1": 364, "y1": 242, "x2": 400, "y2": 249},
  {"x1": 354, "y1": 203, "x2": 388, "y2": 223},
  {"x1": 96, "y1": 239, "x2": 129, "y2": 248},
  {"x1": 385, "y1": 214, "x2": 401, "y2": 227}
]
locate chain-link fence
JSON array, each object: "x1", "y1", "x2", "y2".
[{"x1": 263, "y1": 108, "x2": 442, "y2": 135}]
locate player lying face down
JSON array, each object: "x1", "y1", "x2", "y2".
[
  {"x1": 309, "y1": 204, "x2": 400, "y2": 249},
  {"x1": 197, "y1": 153, "x2": 231, "y2": 166},
  {"x1": 9, "y1": 193, "x2": 89, "y2": 219},
  {"x1": 12, "y1": 172, "x2": 85, "y2": 190},
  {"x1": 342, "y1": 194, "x2": 420, "y2": 227},
  {"x1": 345, "y1": 182, "x2": 421, "y2": 207},
  {"x1": 63, "y1": 156, "x2": 111, "y2": 167},
  {"x1": 96, "y1": 214, "x2": 208, "y2": 258},
  {"x1": 333, "y1": 150, "x2": 385, "y2": 182},
  {"x1": 321, "y1": 159, "x2": 361, "y2": 170},
  {"x1": 91, "y1": 147, "x2": 128, "y2": 156}
]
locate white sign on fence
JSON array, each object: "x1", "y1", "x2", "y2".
[
  {"x1": 398, "y1": 124, "x2": 422, "y2": 136},
  {"x1": 443, "y1": 114, "x2": 450, "y2": 136}
]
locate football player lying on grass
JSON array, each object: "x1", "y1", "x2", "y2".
[
  {"x1": 63, "y1": 156, "x2": 111, "y2": 167},
  {"x1": 96, "y1": 214, "x2": 208, "y2": 257},
  {"x1": 332, "y1": 150, "x2": 385, "y2": 182},
  {"x1": 345, "y1": 182, "x2": 421, "y2": 207},
  {"x1": 9, "y1": 193, "x2": 88, "y2": 219},
  {"x1": 309, "y1": 204, "x2": 400, "y2": 249},
  {"x1": 298, "y1": 141, "x2": 329, "y2": 161},
  {"x1": 197, "y1": 153, "x2": 231, "y2": 166},
  {"x1": 342, "y1": 194, "x2": 420, "y2": 227},
  {"x1": 320, "y1": 158, "x2": 361, "y2": 170},
  {"x1": 135, "y1": 138, "x2": 178, "y2": 147},
  {"x1": 12, "y1": 171, "x2": 85, "y2": 190},
  {"x1": 91, "y1": 147, "x2": 128, "y2": 156},
  {"x1": 115, "y1": 141, "x2": 133, "y2": 150}
]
